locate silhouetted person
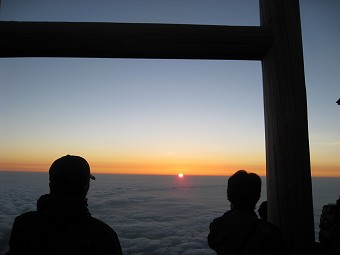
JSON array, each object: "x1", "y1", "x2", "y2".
[
  {"x1": 258, "y1": 201, "x2": 268, "y2": 221},
  {"x1": 208, "y1": 170, "x2": 288, "y2": 255},
  {"x1": 318, "y1": 196, "x2": 340, "y2": 255},
  {"x1": 6, "y1": 155, "x2": 123, "y2": 255}
]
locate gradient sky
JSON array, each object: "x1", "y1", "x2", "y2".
[{"x1": 0, "y1": 0, "x2": 339, "y2": 176}]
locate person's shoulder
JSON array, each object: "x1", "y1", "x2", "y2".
[
  {"x1": 212, "y1": 210, "x2": 233, "y2": 222},
  {"x1": 257, "y1": 219, "x2": 282, "y2": 234},
  {"x1": 209, "y1": 210, "x2": 243, "y2": 232},
  {"x1": 14, "y1": 211, "x2": 39, "y2": 224},
  {"x1": 256, "y1": 219, "x2": 288, "y2": 248},
  {"x1": 213, "y1": 210, "x2": 257, "y2": 225},
  {"x1": 86, "y1": 216, "x2": 119, "y2": 236},
  {"x1": 87, "y1": 216, "x2": 112, "y2": 227},
  {"x1": 210, "y1": 212, "x2": 230, "y2": 227},
  {"x1": 11, "y1": 211, "x2": 44, "y2": 234},
  {"x1": 84, "y1": 216, "x2": 122, "y2": 252},
  {"x1": 16, "y1": 210, "x2": 38, "y2": 218}
]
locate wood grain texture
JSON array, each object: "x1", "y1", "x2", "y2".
[{"x1": 260, "y1": 0, "x2": 314, "y2": 254}]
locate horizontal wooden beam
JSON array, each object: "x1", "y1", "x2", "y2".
[{"x1": 0, "y1": 21, "x2": 272, "y2": 60}]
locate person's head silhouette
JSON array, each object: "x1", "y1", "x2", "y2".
[
  {"x1": 49, "y1": 155, "x2": 95, "y2": 198},
  {"x1": 227, "y1": 170, "x2": 261, "y2": 210}
]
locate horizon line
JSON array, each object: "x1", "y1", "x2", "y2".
[{"x1": 1, "y1": 169, "x2": 340, "y2": 178}]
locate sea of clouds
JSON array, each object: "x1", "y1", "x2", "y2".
[
  {"x1": 0, "y1": 172, "x2": 339, "y2": 255},
  {"x1": 0, "y1": 173, "x2": 237, "y2": 254},
  {"x1": 86, "y1": 174, "x2": 228, "y2": 255}
]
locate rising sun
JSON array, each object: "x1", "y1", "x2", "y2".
[{"x1": 178, "y1": 173, "x2": 184, "y2": 178}]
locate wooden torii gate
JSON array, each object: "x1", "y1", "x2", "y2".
[{"x1": 0, "y1": 0, "x2": 315, "y2": 254}]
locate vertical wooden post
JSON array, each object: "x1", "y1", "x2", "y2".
[{"x1": 260, "y1": 0, "x2": 315, "y2": 254}]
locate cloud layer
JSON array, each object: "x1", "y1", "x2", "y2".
[{"x1": 1, "y1": 173, "x2": 337, "y2": 254}]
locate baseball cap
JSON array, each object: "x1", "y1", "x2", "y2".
[{"x1": 49, "y1": 155, "x2": 95, "y2": 184}]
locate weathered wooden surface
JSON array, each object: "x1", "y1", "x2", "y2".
[
  {"x1": 260, "y1": 0, "x2": 314, "y2": 254},
  {"x1": 0, "y1": 21, "x2": 272, "y2": 60}
]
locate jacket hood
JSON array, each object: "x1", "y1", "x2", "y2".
[{"x1": 37, "y1": 194, "x2": 91, "y2": 226}]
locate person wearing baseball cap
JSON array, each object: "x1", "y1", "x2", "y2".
[
  {"x1": 48, "y1": 155, "x2": 96, "y2": 197},
  {"x1": 6, "y1": 155, "x2": 123, "y2": 255}
]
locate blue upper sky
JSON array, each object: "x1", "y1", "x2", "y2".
[{"x1": 0, "y1": 0, "x2": 339, "y2": 176}]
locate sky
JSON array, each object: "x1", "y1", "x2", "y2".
[{"x1": 0, "y1": 0, "x2": 339, "y2": 176}]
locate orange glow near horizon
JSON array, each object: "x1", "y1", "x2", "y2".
[
  {"x1": 0, "y1": 159, "x2": 339, "y2": 177},
  {"x1": 0, "y1": 158, "x2": 264, "y2": 176}
]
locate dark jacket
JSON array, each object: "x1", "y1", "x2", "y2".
[
  {"x1": 7, "y1": 194, "x2": 123, "y2": 255},
  {"x1": 208, "y1": 209, "x2": 288, "y2": 255}
]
